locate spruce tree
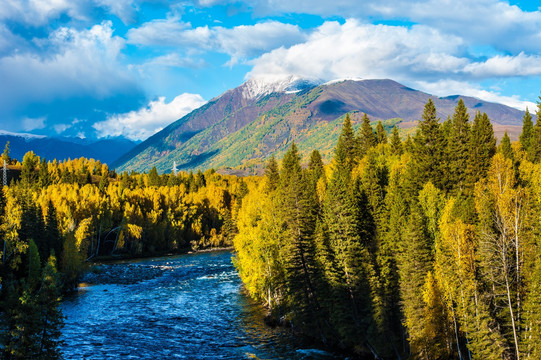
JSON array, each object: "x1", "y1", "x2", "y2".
[
  {"x1": 358, "y1": 113, "x2": 376, "y2": 158},
  {"x1": 264, "y1": 156, "x2": 280, "y2": 192},
  {"x1": 520, "y1": 108, "x2": 533, "y2": 151},
  {"x1": 37, "y1": 158, "x2": 50, "y2": 189},
  {"x1": 529, "y1": 98, "x2": 541, "y2": 163},
  {"x1": 390, "y1": 126, "x2": 403, "y2": 156},
  {"x1": 414, "y1": 98, "x2": 446, "y2": 190},
  {"x1": 339, "y1": 114, "x2": 358, "y2": 169},
  {"x1": 36, "y1": 254, "x2": 65, "y2": 359},
  {"x1": 1, "y1": 141, "x2": 11, "y2": 164},
  {"x1": 498, "y1": 131, "x2": 514, "y2": 160},
  {"x1": 148, "y1": 166, "x2": 160, "y2": 187},
  {"x1": 375, "y1": 121, "x2": 387, "y2": 145},
  {"x1": 466, "y1": 112, "x2": 496, "y2": 188},
  {"x1": 448, "y1": 99, "x2": 471, "y2": 193}
]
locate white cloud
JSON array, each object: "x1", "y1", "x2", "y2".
[
  {"x1": 22, "y1": 116, "x2": 47, "y2": 131},
  {"x1": 230, "y1": 0, "x2": 541, "y2": 53},
  {"x1": 127, "y1": 18, "x2": 305, "y2": 62},
  {"x1": 248, "y1": 20, "x2": 466, "y2": 81},
  {"x1": 414, "y1": 79, "x2": 537, "y2": 111},
  {"x1": 464, "y1": 53, "x2": 541, "y2": 77},
  {"x1": 93, "y1": 93, "x2": 207, "y2": 140},
  {"x1": 0, "y1": 21, "x2": 137, "y2": 111}
]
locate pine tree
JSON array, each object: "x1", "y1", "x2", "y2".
[
  {"x1": 390, "y1": 126, "x2": 403, "y2": 156},
  {"x1": 529, "y1": 98, "x2": 541, "y2": 163},
  {"x1": 448, "y1": 99, "x2": 471, "y2": 193},
  {"x1": 21, "y1": 151, "x2": 39, "y2": 187},
  {"x1": 499, "y1": 131, "x2": 514, "y2": 160},
  {"x1": 1, "y1": 141, "x2": 11, "y2": 164},
  {"x1": 36, "y1": 254, "x2": 65, "y2": 359},
  {"x1": 148, "y1": 166, "x2": 160, "y2": 187},
  {"x1": 358, "y1": 113, "x2": 376, "y2": 158},
  {"x1": 414, "y1": 98, "x2": 447, "y2": 190},
  {"x1": 339, "y1": 114, "x2": 358, "y2": 169},
  {"x1": 308, "y1": 149, "x2": 324, "y2": 183},
  {"x1": 323, "y1": 136, "x2": 376, "y2": 351},
  {"x1": 375, "y1": 121, "x2": 387, "y2": 145},
  {"x1": 466, "y1": 112, "x2": 496, "y2": 188},
  {"x1": 264, "y1": 156, "x2": 280, "y2": 192},
  {"x1": 520, "y1": 108, "x2": 534, "y2": 152},
  {"x1": 37, "y1": 159, "x2": 50, "y2": 189}
]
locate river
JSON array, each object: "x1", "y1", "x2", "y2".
[{"x1": 60, "y1": 251, "x2": 343, "y2": 359}]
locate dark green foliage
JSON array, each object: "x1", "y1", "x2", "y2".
[
  {"x1": 308, "y1": 150, "x2": 324, "y2": 184},
  {"x1": 358, "y1": 113, "x2": 376, "y2": 158},
  {"x1": 499, "y1": 131, "x2": 514, "y2": 160},
  {"x1": 413, "y1": 98, "x2": 447, "y2": 190},
  {"x1": 264, "y1": 155, "x2": 280, "y2": 192},
  {"x1": 339, "y1": 114, "x2": 358, "y2": 169},
  {"x1": 376, "y1": 121, "x2": 387, "y2": 145},
  {"x1": 448, "y1": 99, "x2": 471, "y2": 193},
  {"x1": 148, "y1": 166, "x2": 161, "y2": 187},
  {"x1": 520, "y1": 108, "x2": 534, "y2": 151},
  {"x1": 390, "y1": 126, "x2": 403, "y2": 156},
  {"x1": 466, "y1": 112, "x2": 496, "y2": 188},
  {"x1": 530, "y1": 99, "x2": 541, "y2": 163}
]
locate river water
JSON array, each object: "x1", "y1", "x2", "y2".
[{"x1": 60, "y1": 251, "x2": 343, "y2": 359}]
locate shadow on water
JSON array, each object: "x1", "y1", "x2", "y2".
[{"x1": 61, "y1": 251, "x2": 343, "y2": 360}]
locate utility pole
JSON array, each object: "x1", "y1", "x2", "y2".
[{"x1": 172, "y1": 161, "x2": 178, "y2": 176}]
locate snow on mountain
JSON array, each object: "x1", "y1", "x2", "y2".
[
  {"x1": 0, "y1": 130, "x2": 46, "y2": 140},
  {"x1": 241, "y1": 75, "x2": 322, "y2": 99}
]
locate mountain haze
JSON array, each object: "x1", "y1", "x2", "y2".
[
  {"x1": 0, "y1": 132, "x2": 137, "y2": 164},
  {"x1": 114, "y1": 78, "x2": 526, "y2": 173}
]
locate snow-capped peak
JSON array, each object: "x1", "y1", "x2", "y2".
[
  {"x1": 0, "y1": 130, "x2": 46, "y2": 140},
  {"x1": 323, "y1": 77, "x2": 364, "y2": 85},
  {"x1": 241, "y1": 75, "x2": 322, "y2": 100}
]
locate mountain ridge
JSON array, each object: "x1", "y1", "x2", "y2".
[{"x1": 114, "y1": 78, "x2": 526, "y2": 173}]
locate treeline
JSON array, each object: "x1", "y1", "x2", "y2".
[
  {"x1": 233, "y1": 99, "x2": 541, "y2": 359},
  {"x1": 0, "y1": 151, "x2": 247, "y2": 359}
]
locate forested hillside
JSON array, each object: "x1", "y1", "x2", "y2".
[
  {"x1": 0, "y1": 148, "x2": 247, "y2": 358},
  {"x1": 233, "y1": 99, "x2": 541, "y2": 359}
]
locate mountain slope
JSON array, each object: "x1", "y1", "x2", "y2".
[
  {"x1": 0, "y1": 132, "x2": 137, "y2": 164},
  {"x1": 114, "y1": 78, "x2": 526, "y2": 173}
]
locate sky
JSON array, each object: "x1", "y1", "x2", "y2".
[{"x1": 0, "y1": 0, "x2": 540, "y2": 141}]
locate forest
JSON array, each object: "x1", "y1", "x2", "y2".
[
  {"x1": 0, "y1": 148, "x2": 247, "y2": 359},
  {"x1": 233, "y1": 98, "x2": 541, "y2": 359},
  {"x1": 1, "y1": 97, "x2": 541, "y2": 359}
]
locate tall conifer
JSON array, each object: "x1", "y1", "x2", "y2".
[{"x1": 358, "y1": 113, "x2": 376, "y2": 158}]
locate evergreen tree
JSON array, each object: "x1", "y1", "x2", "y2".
[
  {"x1": 529, "y1": 98, "x2": 541, "y2": 163},
  {"x1": 499, "y1": 131, "x2": 514, "y2": 160},
  {"x1": 358, "y1": 113, "x2": 376, "y2": 158},
  {"x1": 520, "y1": 108, "x2": 534, "y2": 151},
  {"x1": 448, "y1": 99, "x2": 471, "y2": 193},
  {"x1": 339, "y1": 114, "x2": 358, "y2": 169},
  {"x1": 1, "y1": 141, "x2": 11, "y2": 164},
  {"x1": 148, "y1": 167, "x2": 161, "y2": 187},
  {"x1": 466, "y1": 112, "x2": 496, "y2": 188},
  {"x1": 264, "y1": 156, "x2": 280, "y2": 192},
  {"x1": 375, "y1": 121, "x2": 387, "y2": 144},
  {"x1": 36, "y1": 254, "x2": 64, "y2": 359},
  {"x1": 323, "y1": 135, "x2": 376, "y2": 352},
  {"x1": 308, "y1": 149, "x2": 324, "y2": 183},
  {"x1": 21, "y1": 151, "x2": 39, "y2": 187},
  {"x1": 390, "y1": 126, "x2": 403, "y2": 156},
  {"x1": 414, "y1": 98, "x2": 447, "y2": 190},
  {"x1": 37, "y1": 159, "x2": 50, "y2": 189}
]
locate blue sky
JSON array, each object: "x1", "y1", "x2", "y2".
[{"x1": 0, "y1": 0, "x2": 540, "y2": 140}]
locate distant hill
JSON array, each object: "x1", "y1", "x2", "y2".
[
  {"x1": 114, "y1": 78, "x2": 526, "y2": 173},
  {"x1": 0, "y1": 132, "x2": 137, "y2": 165}
]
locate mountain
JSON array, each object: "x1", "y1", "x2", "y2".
[
  {"x1": 114, "y1": 78, "x2": 526, "y2": 173},
  {"x1": 0, "y1": 131, "x2": 137, "y2": 164}
]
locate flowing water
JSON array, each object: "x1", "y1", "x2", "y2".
[{"x1": 60, "y1": 251, "x2": 342, "y2": 359}]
